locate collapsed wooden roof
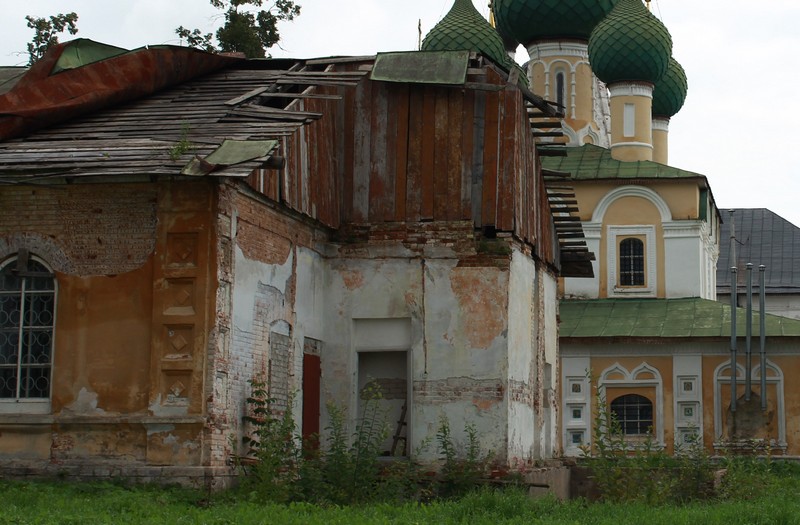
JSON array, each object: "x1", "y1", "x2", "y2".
[
  {"x1": 0, "y1": 41, "x2": 593, "y2": 277},
  {"x1": 0, "y1": 40, "x2": 369, "y2": 182}
]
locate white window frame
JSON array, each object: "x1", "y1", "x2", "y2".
[
  {"x1": 623, "y1": 103, "x2": 636, "y2": 137},
  {"x1": 599, "y1": 362, "x2": 664, "y2": 447},
  {"x1": 608, "y1": 226, "x2": 657, "y2": 297},
  {"x1": 0, "y1": 254, "x2": 56, "y2": 414}
]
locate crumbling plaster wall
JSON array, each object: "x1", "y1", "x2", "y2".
[
  {"x1": 0, "y1": 182, "x2": 216, "y2": 468},
  {"x1": 322, "y1": 239, "x2": 519, "y2": 464},
  {"x1": 209, "y1": 182, "x2": 327, "y2": 463},
  {"x1": 504, "y1": 249, "x2": 560, "y2": 465},
  {"x1": 210, "y1": 187, "x2": 558, "y2": 468},
  {"x1": 506, "y1": 250, "x2": 537, "y2": 464},
  {"x1": 541, "y1": 263, "x2": 560, "y2": 458}
]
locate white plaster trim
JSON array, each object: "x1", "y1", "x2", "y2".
[
  {"x1": 594, "y1": 77, "x2": 612, "y2": 148},
  {"x1": 580, "y1": 222, "x2": 602, "y2": 238},
  {"x1": 609, "y1": 83, "x2": 654, "y2": 98},
  {"x1": 607, "y1": 225, "x2": 657, "y2": 297},
  {"x1": 712, "y1": 359, "x2": 785, "y2": 445},
  {"x1": 527, "y1": 41, "x2": 589, "y2": 60},
  {"x1": 599, "y1": 362, "x2": 665, "y2": 445},
  {"x1": 662, "y1": 222, "x2": 703, "y2": 238},
  {"x1": 562, "y1": 357, "x2": 590, "y2": 456},
  {"x1": 547, "y1": 63, "x2": 573, "y2": 117},
  {"x1": 610, "y1": 141, "x2": 654, "y2": 151},
  {"x1": 623, "y1": 103, "x2": 636, "y2": 137},
  {"x1": 0, "y1": 254, "x2": 57, "y2": 414},
  {"x1": 545, "y1": 58, "x2": 576, "y2": 75},
  {"x1": 581, "y1": 125, "x2": 603, "y2": 147},
  {"x1": 561, "y1": 123, "x2": 580, "y2": 146},
  {"x1": 0, "y1": 400, "x2": 52, "y2": 415},
  {"x1": 672, "y1": 355, "x2": 702, "y2": 448},
  {"x1": 652, "y1": 118, "x2": 670, "y2": 132},
  {"x1": 591, "y1": 185, "x2": 672, "y2": 224}
]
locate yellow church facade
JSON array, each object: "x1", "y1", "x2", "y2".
[{"x1": 492, "y1": 0, "x2": 800, "y2": 458}]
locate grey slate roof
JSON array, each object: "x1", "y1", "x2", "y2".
[
  {"x1": 0, "y1": 67, "x2": 26, "y2": 95},
  {"x1": 717, "y1": 208, "x2": 800, "y2": 294}
]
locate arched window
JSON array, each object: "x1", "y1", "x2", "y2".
[
  {"x1": 619, "y1": 238, "x2": 645, "y2": 286},
  {"x1": 611, "y1": 394, "x2": 653, "y2": 435},
  {"x1": 555, "y1": 71, "x2": 566, "y2": 115},
  {"x1": 0, "y1": 254, "x2": 55, "y2": 403}
]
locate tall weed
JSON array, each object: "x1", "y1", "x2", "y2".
[{"x1": 581, "y1": 372, "x2": 714, "y2": 504}]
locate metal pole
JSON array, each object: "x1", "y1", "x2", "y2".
[
  {"x1": 745, "y1": 263, "x2": 753, "y2": 401},
  {"x1": 760, "y1": 265, "x2": 767, "y2": 411},
  {"x1": 730, "y1": 266, "x2": 738, "y2": 413}
]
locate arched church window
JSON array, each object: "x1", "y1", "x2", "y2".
[
  {"x1": 619, "y1": 238, "x2": 645, "y2": 286},
  {"x1": 0, "y1": 253, "x2": 56, "y2": 402},
  {"x1": 555, "y1": 70, "x2": 566, "y2": 115},
  {"x1": 610, "y1": 394, "x2": 653, "y2": 435}
]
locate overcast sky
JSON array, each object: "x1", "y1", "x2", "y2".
[{"x1": 2, "y1": 0, "x2": 799, "y2": 229}]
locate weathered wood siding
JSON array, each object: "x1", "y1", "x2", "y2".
[{"x1": 248, "y1": 64, "x2": 557, "y2": 266}]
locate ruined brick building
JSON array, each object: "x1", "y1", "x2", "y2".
[{"x1": 0, "y1": 0, "x2": 592, "y2": 486}]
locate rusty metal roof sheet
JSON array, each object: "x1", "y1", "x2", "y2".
[{"x1": 0, "y1": 39, "x2": 242, "y2": 142}]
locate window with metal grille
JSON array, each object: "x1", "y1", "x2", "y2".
[
  {"x1": 619, "y1": 238, "x2": 645, "y2": 286},
  {"x1": 0, "y1": 255, "x2": 55, "y2": 402},
  {"x1": 610, "y1": 394, "x2": 653, "y2": 435}
]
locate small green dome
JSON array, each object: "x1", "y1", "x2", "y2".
[
  {"x1": 652, "y1": 57, "x2": 688, "y2": 118},
  {"x1": 422, "y1": 0, "x2": 513, "y2": 72},
  {"x1": 588, "y1": 0, "x2": 672, "y2": 85},
  {"x1": 493, "y1": 0, "x2": 618, "y2": 45}
]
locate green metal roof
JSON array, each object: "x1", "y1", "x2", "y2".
[
  {"x1": 560, "y1": 298, "x2": 800, "y2": 338},
  {"x1": 52, "y1": 39, "x2": 128, "y2": 74},
  {"x1": 541, "y1": 144, "x2": 706, "y2": 180},
  {"x1": 652, "y1": 57, "x2": 688, "y2": 118},
  {"x1": 371, "y1": 51, "x2": 470, "y2": 85},
  {"x1": 493, "y1": 0, "x2": 618, "y2": 45},
  {"x1": 588, "y1": 0, "x2": 672, "y2": 85}
]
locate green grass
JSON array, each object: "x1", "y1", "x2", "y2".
[{"x1": 2, "y1": 471, "x2": 800, "y2": 525}]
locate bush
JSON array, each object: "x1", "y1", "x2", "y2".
[{"x1": 581, "y1": 372, "x2": 714, "y2": 504}]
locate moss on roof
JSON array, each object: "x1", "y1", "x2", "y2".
[
  {"x1": 541, "y1": 144, "x2": 706, "y2": 180},
  {"x1": 560, "y1": 297, "x2": 800, "y2": 338}
]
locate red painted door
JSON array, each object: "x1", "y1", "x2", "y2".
[{"x1": 302, "y1": 353, "x2": 321, "y2": 442}]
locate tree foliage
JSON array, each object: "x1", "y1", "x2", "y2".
[
  {"x1": 177, "y1": 0, "x2": 300, "y2": 59},
  {"x1": 25, "y1": 12, "x2": 79, "y2": 65}
]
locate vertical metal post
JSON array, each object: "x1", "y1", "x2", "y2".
[
  {"x1": 760, "y1": 265, "x2": 767, "y2": 411},
  {"x1": 745, "y1": 263, "x2": 753, "y2": 401},
  {"x1": 730, "y1": 266, "x2": 738, "y2": 413}
]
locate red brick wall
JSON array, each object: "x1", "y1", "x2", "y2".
[{"x1": 0, "y1": 184, "x2": 157, "y2": 275}]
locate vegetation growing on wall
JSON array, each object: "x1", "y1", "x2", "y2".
[{"x1": 236, "y1": 378, "x2": 491, "y2": 504}]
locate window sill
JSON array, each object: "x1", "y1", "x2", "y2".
[
  {"x1": 0, "y1": 401, "x2": 51, "y2": 415},
  {"x1": 611, "y1": 287, "x2": 655, "y2": 297}
]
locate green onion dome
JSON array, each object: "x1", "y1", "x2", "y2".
[
  {"x1": 493, "y1": 0, "x2": 618, "y2": 45},
  {"x1": 422, "y1": 0, "x2": 513, "y2": 73},
  {"x1": 652, "y1": 57, "x2": 688, "y2": 118},
  {"x1": 588, "y1": 0, "x2": 672, "y2": 85}
]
